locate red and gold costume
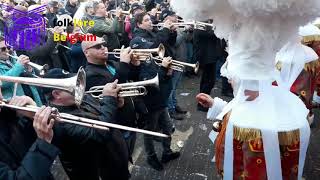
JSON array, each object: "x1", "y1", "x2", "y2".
[
  {"x1": 290, "y1": 60, "x2": 320, "y2": 110},
  {"x1": 215, "y1": 113, "x2": 300, "y2": 180}
]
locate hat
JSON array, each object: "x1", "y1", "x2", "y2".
[
  {"x1": 130, "y1": 3, "x2": 143, "y2": 14},
  {"x1": 47, "y1": 0, "x2": 58, "y2": 8},
  {"x1": 299, "y1": 24, "x2": 320, "y2": 45},
  {"x1": 81, "y1": 36, "x2": 105, "y2": 52},
  {"x1": 42, "y1": 68, "x2": 75, "y2": 95},
  {"x1": 159, "y1": 2, "x2": 169, "y2": 10},
  {"x1": 129, "y1": 37, "x2": 154, "y2": 49},
  {"x1": 159, "y1": 9, "x2": 176, "y2": 21}
]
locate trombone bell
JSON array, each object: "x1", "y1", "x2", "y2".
[{"x1": 0, "y1": 67, "x2": 86, "y2": 106}]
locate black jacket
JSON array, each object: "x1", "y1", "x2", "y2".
[
  {"x1": 139, "y1": 59, "x2": 172, "y2": 111},
  {"x1": 85, "y1": 60, "x2": 139, "y2": 128},
  {"x1": 0, "y1": 108, "x2": 59, "y2": 180},
  {"x1": 193, "y1": 29, "x2": 224, "y2": 65},
  {"x1": 133, "y1": 27, "x2": 177, "y2": 59},
  {"x1": 65, "y1": 2, "x2": 78, "y2": 18},
  {"x1": 51, "y1": 95, "x2": 129, "y2": 180}
]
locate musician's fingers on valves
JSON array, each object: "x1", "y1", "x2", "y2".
[{"x1": 102, "y1": 79, "x2": 121, "y2": 98}]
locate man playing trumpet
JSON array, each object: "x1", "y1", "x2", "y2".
[
  {"x1": 83, "y1": 36, "x2": 141, "y2": 163},
  {"x1": 0, "y1": 37, "x2": 42, "y2": 106}
]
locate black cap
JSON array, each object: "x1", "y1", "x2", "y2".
[
  {"x1": 129, "y1": 37, "x2": 154, "y2": 49},
  {"x1": 160, "y1": 2, "x2": 170, "y2": 10},
  {"x1": 42, "y1": 68, "x2": 75, "y2": 95},
  {"x1": 48, "y1": 0, "x2": 59, "y2": 8},
  {"x1": 130, "y1": 3, "x2": 143, "y2": 14},
  {"x1": 160, "y1": 9, "x2": 176, "y2": 21}
]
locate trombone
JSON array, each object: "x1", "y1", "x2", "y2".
[
  {"x1": 7, "y1": 53, "x2": 49, "y2": 76},
  {"x1": 0, "y1": 68, "x2": 86, "y2": 106},
  {"x1": 0, "y1": 100, "x2": 169, "y2": 138},
  {"x1": 86, "y1": 74, "x2": 159, "y2": 99},
  {"x1": 153, "y1": 56, "x2": 199, "y2": 73},
  {"x1": 107, "y1": 43, "x2": 166, "y2": 59}
]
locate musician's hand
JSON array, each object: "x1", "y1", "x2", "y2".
[
  {"x1": 9, "y1": 96, "x2": 37, "y2": 119},
  {"x1": 120, "y1": 45, "x2": 132, "y2": 64},
  {"x1": 161, "y1": 57, "x2": 172, "y2": 68},
  {"x1": 53, "y1": 26, "x2": 65, "y2": 34},
  {"x1": 163, "y1": 19, "x2": 173, "y2": 29},
  {"x1": 17, "y1": 55, "x2": 30, "y2": 66},
  {"x1": 149, "y1": 8, "x2": 158, "y2": 16},
  {"x1": 9, "y1": 96, "x2": 36, "y2": 107},
  {"x1": 33, "y1": 106, "x2": 55, "y2": 143},
  {"x1": 102, "y1": 79, "x2": 121, "y2": 98},
  {"x1": 196, "y1": 93, "x2": 214, "y2": 108},
  {"x1": 115, "y1": 7, "x2": 122, "y2": 18}
]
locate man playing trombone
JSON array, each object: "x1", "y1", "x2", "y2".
[
  {"x1": 42, "y1": 68, "x2": 130, "y2": 180},
  {"x1": 0, "y1": 87, "x2": 59, "y2": 180},
  {"x1": 0, "y1": 37, "x2": 42, "y2": 106}
]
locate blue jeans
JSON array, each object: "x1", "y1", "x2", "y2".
[{"x1": 168, "y1": 71, "x2": 183, "y2": 113}]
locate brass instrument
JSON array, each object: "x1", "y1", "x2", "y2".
[
  {"x1": 153, "y1": 20, "x2": 214, "y2": 30},
  {"x1": 86, "y1": 74, "x2": 159, "y2": 98},
  {"x1": 7, "y1": 54, "x2": 49, "y2": 76},
  {"x1": 109, "y1": 9, "x2": 131, "y2": 16},
  {"x1": 0, "y1": 100, "x2": 169, "y2": 137},
  {"x1": 107, "y1": 43, "x2": 165, "y2": 59},
  {"x1": 0, "y1": 68, "x2": 86, "y2": 106},
  {"x1": 153, "y1": 56, "x2": 199, "y2": 73}
]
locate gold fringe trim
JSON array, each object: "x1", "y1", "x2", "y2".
[
  {"x1": 304, "y1": 59, "x2": 320, "y2": 74},
  {"x1": 301, "y1": 35, "x2": 320, "y2": 45},
  {"x1": 233, "y1": 126, "x2": 300, "y2": 145}
]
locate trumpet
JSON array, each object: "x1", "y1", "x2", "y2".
[
  {"x1": 7, "y1": 54, "x2": 49, "y2": 76},
  {"x1": 86, "y1": 74, "x2": 159, "y2": 99},
  {"x1": 153, "y1": 20, "x2": 214, "y2": 30},
  {"x1": 109, "y1": 9, "x2": 131, "y2": 16},
  {"x1": 0, "y1": 68, "x2": 86, "y2": 106},
  {"x1": 0, "y1": 100, "x2": 169, "y2": 137},
  {"x1": 107, "y1": 43, "x2": 165, "y2": 59},
  {"x1": 153, "y1": 56, "x2": 199, "y2": 73}
]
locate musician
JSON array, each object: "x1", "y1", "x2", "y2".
[
  {"x1": 0, "y1": 89, "x2": 59, "y2": 180},
  {"x1": 88, "y1": 1, "x2": 124, "y2": 51},
  {"x1": 133, "y1": 11, "x2": 177, "y2": 58},
  {"x1": 0, "y1": 37, "x2": 42, "y2": 106},
  {"x1": 42, "y1": 68, "x2": 130, "y2": 180},
  {"x1": 125, "y1": 3, "x2": 145, "y2": 40},
  {"x1": 159, "y1": 9, "x2": 187, "y2": 120},
  {"x1": 46, "y1": 0, "x2": 59, "y2": 28},
  {"x1": 130, "y1": 37, "x2": 180, "y2": 171},
  {"x1": 83, "y1": 37, "x2": 140, "y2": 163},
  {"x1": 64, "y1": 0, "x2": 79, "y2": 18}
]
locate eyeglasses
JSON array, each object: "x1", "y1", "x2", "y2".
[{"x1": 87, "y1": 44, "x2": 105, "y2": 50}]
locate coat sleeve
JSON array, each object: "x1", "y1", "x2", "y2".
[
  {"x1": 0, "y1": 62, "x2": 25, "y2": 89},
  {"x1": 150, "y1": 28, "x2": 171, "y2": 48},
  {"x1": 0, "y1": 139, "x2": 59, "y2": 180},
  {"x1": 207, "y1": 97, "x2": 228, "y2": 120},
  {"x1": 52, "y1": 97, "x2": 118, "y2": 146}
]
